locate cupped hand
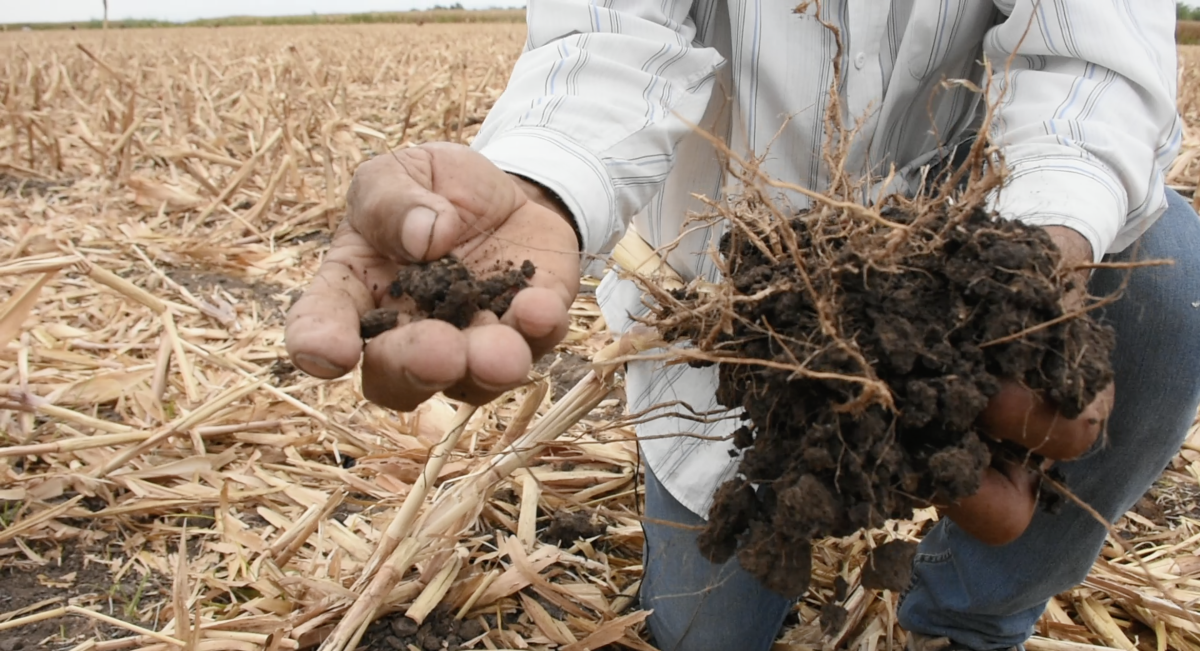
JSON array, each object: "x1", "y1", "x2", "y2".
[
  {"x1": 943, "y1": 226, "x2": 1115, "y2": 545},
  {"x1": 285, "y1": 142, "x2": 581, "y2": 411}
]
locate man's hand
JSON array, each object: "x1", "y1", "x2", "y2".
[
  {"x1": 944, "y1": 226, "x2": 1115, "y2": 545},
  {"x1": 285, "y1": 143, "x2": 581, "y2": 411}
]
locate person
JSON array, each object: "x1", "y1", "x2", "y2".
[{"x1": 285, "y1": 2, "x2": 1200, "y2": 650}]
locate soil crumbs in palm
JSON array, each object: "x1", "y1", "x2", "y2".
[
  {"x1": 360, "y1": 257, "x2": 535, "y2": 337},
  {"x1": 657, "y1": 202, "x2": 1115, "y2": 598}
]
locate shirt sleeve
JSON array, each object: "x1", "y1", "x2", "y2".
[
  {"x1": 985, "y1": 0, "x2": 1181, "y2": 262},
  {"x1": 471, "y1": 0, "x2": 724, "y2": 257}
]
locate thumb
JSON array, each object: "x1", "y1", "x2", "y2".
[
  {"x1": 346, "y1": 146, "x2": 525, "y2": 263},
  {"x1": 349, "y1": 183, "x2": 465, "y2": 263}
]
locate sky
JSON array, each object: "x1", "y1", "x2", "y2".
[{"x1": 2, "y1": 1, "x2": 508, "y2": 25}]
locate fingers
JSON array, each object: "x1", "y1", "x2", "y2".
[
  {"x1": 980, "y1": 382, "x2": 1112, "y2": 460},
  {"x1": 943, "y1": 461, "x2": 1039, "y2": 546},
  {"x1": 313, "y1": 143, "x2": 578, "y2": 412},
  {"x1": 354, "y1": 194, "x2": 463, "y2": 263},
  {"x1": 362, "y1": 321, "x2": 534, "y2": 411},
  {"x1": 285, "y1": 226, "x2": 384, "y2": 379},
  {"x1": 502, "y1": 287, "x2": 572, "y2": 360},
  {"x1": 358, "y1": 286, "x2": 566, "y2": 410},
  {"x1": 362, "y1": 320, "x2": 469, "y2": 411},
  {"x1": 445, "y1": 326, "x2": 534, "y2": 405}
]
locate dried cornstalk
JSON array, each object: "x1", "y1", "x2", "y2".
[
  {"x1": 317, "y1": 333, "x2": 638, "y2": 651},
  {"x1": 352, "y1": 403, "x2": 478, "y2": 591}
]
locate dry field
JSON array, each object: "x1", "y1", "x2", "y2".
[
  {"x1": 1170, "y1": 46, "x2": 1200, "y2": 190},
  {"x1": 0, "y1": 22, "x2": 1198, "y2": 651}
]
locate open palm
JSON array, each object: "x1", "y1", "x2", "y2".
[{"x1": 285, "y1": 143, "x2": 580, "y2": 410}]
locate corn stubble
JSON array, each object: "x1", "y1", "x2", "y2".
[{"x1": 0, "y1": 19, "x2": 1197, "y2": 651}]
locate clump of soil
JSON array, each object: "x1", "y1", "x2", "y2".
[
  {"x1": 820, "y1": 603, "x2": 848, "y2": 635},
  {"x1": 360, "y1": 309, "x2": 402, "y2": 340},
  {"x1": 542, "y1": 509, "x2": 607, "y2": 546},
  {"x1": 861, "y1": 540, "x2": 919, "y2": 592},
  {"x1": 360, "y1": 607, "x2": 485, "y2": 651},
  {"x1": 651, "y1": 197, "x2": 1114, "y2": 598},
  {"x1": 360, "y1": 257, "x2": 535, "y2": 337}
]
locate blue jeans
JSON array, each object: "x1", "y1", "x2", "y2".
[{"x1": 639, "y1": 189, "x2": 1200, "y2": 651}]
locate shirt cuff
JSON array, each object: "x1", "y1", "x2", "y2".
[
  {"x1": 989, "y1": 158, "x2": 1127, "y2": 263},
  {"x1": 476, "y1": 127, "x2": 623, "y2": 257}
]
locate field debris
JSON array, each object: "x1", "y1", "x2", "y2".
[{"x1": 0, "y1": 21, "x2": 1196, "y2": 651}]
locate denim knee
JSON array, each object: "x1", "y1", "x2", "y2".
[{"x1": 640, "y1": 464, "x2": 793, "y2": 651}]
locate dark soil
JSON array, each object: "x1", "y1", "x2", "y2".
[
  {"x1": 542, "y1": 509, "x2": 607, "y2": 546},
  {"x1": 358, "y1": 607, "x2": 485, "y2": 651},
  {"x1": 820, "y1": 603, "x2": 848, "y2": 635},
  {"x1": 359, "y1": 308, "x2": 401, "y2": 340},
  {"x1": 656, "y1": 202, "x2": 1115, "y2": 597},
  {"x1": 0, "y1": 173, "x2": 73, "y2": 198},
  {"x1": 1132, "y1": 496, "x2": 1167, "y2": 527},
  {"x1": 861, "y1": 540, "x2": 918, "y2": 592},
  {"x1": 269, "y1": 358, "x2": 300, "y2": 385},
  {"x1": 0, "y1": 542, "x2": 153, "y2": 649},
  {"x1": 360, "y1": 257, "x2": 535, "y2": 335},
  {"x1": 534, "y1": 351, "x2": 593, "y2": 401},
  {"x1": 1135, "y1": 476, "x2": 1200, "y2": 525},
  {"x1": 166, "y1": 268, "x2": 288, "y2": 316}
]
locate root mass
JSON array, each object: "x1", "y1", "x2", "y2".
[{"x1": 652, "y1": 198, "x2": 1114, "y2": 597}]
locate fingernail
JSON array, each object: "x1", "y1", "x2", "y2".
[
  {"x1": 294, "y1": 353, "x2": 349, "y2": 377},
  {"x1": 401, "y1": 207, "x2": 438, "y2": 261}
]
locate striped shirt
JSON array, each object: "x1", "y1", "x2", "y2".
[{"x1": 472, "y1": 0, "x2": 1180, "y2": 517}]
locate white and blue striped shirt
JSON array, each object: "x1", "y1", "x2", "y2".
[{"x1": 473, "y1": 0, "x2": 1180, "y2": 517}]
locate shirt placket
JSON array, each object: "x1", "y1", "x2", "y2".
[{"x1": 843, "y1": 0, "x2": 887, "y2": 180}]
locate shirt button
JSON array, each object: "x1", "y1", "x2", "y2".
[{"x1": 854, "y1": 52, "x2": 866, "y2": 69}]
